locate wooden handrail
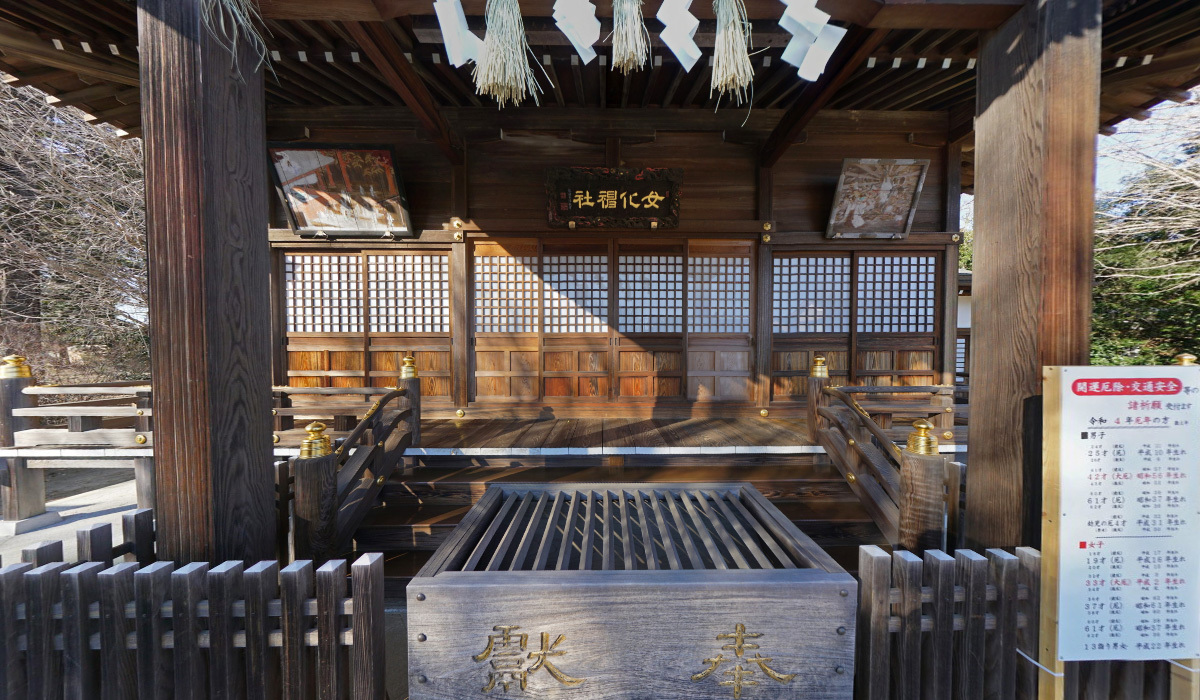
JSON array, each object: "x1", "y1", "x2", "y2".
[{"x1": 824, "y1": 387, "x2": 905, "y2": 463}]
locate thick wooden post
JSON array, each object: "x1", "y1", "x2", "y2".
[
  {"x1": 138, "y1": 0, "x2": 275, "y2": 562},
  {"x1": 806, "y1": 356, "x2": 830, "y2": 444},
  {"x1": 899, "y1": 420, "x2": 950, "y2": 552},
  {"x1": 0, "y1": 355, "x2": 51, "y2": 527},
  {"x1": 292, "y1": 422, "x2": 338, "y2": 562},
  {"x1": 400, "y1": 356, "x2": 421, "y2": 446},
  {"x1": 133, "y1": 391, "x2": 155, "y2": 511},
  {"x1": 966, "y1": 0, "x2": 1101, "y2": 547}
]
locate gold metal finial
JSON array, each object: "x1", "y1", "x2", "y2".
[
  {"x1": 906, "y1": 419, "x2": 939, "y2": 456},
  {"x1": 1, "y1": 355, "x2": 32, "y2": 379},
  {"x1": 455, "y1": 409, "x2": 466, "y2": 418},
  {"x1": 1174, "y1": 353, "x2": 1197, "y2": 366},
  {"x1": 134, "y1": 434, "x2": 148, "y2": 445},
  {"x1": 400, "y1": 355, "x2": 418, "y2": 379},
  {"x1": 760, "y1": 409, "x2": 769, "y2": 417},
  {"x1": 300, "y1": 421, "x2": 332, "y2": 459},
  {"x1": 811, "y1": 355, "x2": 829, "y2": 379},
  {"x1": 762, "y1": 222, "x2": 773, "y2": 231}
]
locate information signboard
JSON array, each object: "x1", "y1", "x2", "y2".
[{"x1": 1044, "y1": 365, "x2": 1200, "y2": 662}]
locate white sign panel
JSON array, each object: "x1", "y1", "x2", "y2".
[{"x1": 1055, "y1": 365, "x2": 1200, "y2": 661}]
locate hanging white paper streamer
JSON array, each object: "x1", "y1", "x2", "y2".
[
  {"x1": 553, "y1": 0, "x2": 601, "y2": 64},
  {"x1": 777, "y1": 0, "x2": 845, "y2": 80},
  {"x1": 434, "y1": 0, "x2": 482, "y2": 67},
  {"x1": 657, "y1": 0, "x2": 701, "y2": 72},
  {"x1": 796, "y1": 22, "x2": 846, "y2": 80}
]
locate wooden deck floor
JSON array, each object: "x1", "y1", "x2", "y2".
[{"x1": 418, "y1": 417, "x2": 811, "y2": 449}]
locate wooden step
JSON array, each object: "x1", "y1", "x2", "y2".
[
  {"x1": 403, "y1": 453, "x2": 823, "y2": 469},
  {"x1": 384, "y1": 464, "x2": 856, "y2": 506}
]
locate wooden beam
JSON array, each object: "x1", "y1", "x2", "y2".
[
  {"x1": 965, "y1": 0, "x2": 1101, "y2": 549},
  {"x1": 343, "y1": 21, "x2": 463, "y2": 164},
  {"x1": 0, "y1": 23, "x2": 139, "y2": 86},
  {"x1": 138, "y1": 0, "x2": 276, "y2": 562},
  {"x1": 759, "y1": 27, "x2": 891, "y2": 168},
  {"x1": 261, "y1": 0, "x2": 1022, "y2": 28}
]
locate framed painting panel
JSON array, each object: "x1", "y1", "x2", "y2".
[{"x1": 826, "y1": 158, "x2": 929, "y2": 239}]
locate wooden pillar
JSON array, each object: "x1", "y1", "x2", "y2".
[
  {"x1": 138, "y1": 0, "x2": 275, "y2": 562},
  {"x1": 0, "y1": 355, "x2": 47, "y2": 523},
  {"x1": 806, "y1": 356, "x2": 830, "y2": 444},
  {"x1": 899, "y1": 420, "x2": 950, "y2": 552},
  {"x1": 965, "y1": 0, "x2": 1101, "y2": 548}
]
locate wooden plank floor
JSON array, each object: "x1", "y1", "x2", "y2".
[{"x1": 418, "y1": 417, "x2": 811, "y2": 449}]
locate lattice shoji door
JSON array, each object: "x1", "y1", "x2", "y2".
[
  {"x1": 855, "y1": 254, "x2": 939, "y2": 387},
  {"x1": 473, "y1": 243, "x2": 540, "y2": 400},
  {"x1": 687, "y1": 243, "x2": 753, "y2": 402},
  {"x1": 615, "y1": 251, "x2": 685, "y2": 398},
  {"x1": 542, "y1": 251, "x2": 611, "y2": 400},
  {"x1": 365, "y1": 252, "x2": 453, "y2": 398},
  {"x1": 283, "y1": 254, "x2": 365, "y2": 389},
  {"x1": 769, "y1": 254, "x2": 851, "y2": 402}
]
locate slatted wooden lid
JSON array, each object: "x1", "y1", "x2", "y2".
[{"x1": 428, "y1": 482, "x2": 838, "y2": 574}]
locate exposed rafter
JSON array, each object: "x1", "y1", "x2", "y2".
[
  {"x1": 759, "y1": 27, "x2": 891, "y2": 168},
  {"x1": 0, "y1": 21, "x2": 139, "y2": 86},
  {"x1": 343, "y1": 21, "x2": 464, "y2": 164}
]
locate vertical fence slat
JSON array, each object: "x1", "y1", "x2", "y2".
[
  {"x1": 893, "y1": 550, "x2": 922, "y2": 700},
  {"x1": 244, "y1": 561, "x2": 281, "y2": 700},
  {"x1": 26, "y1": 561, "x2": 68, "y2": 700},
  {"x1": 351, "y1": 553, "x2": 384, "y2": 700},
  {"x1": 316, "y1": 559, "x2": 349, "y2": 700},
  {"x1": 0, "y1": 563, "x2": 32, "y2": 699},
  {"x1": 857, "y1": 545, "x2": 891, "y2": 700},
  {"x1": 281, "y1": 560, "x2": 314, "y2": 700},
  {"x1": 1014, "y1": 547, "x2": 1040, "y2": 700},
  {"x1": 172, "y1": 563, "x2": 208, "y2": 699},
  {"x1": 99, "y1": 562, "x2": 138, "y2": 700},
  {"x1": 63, "y1": 562, "x2": 105, "y2": 700},
  {"x1": 122, "y1": 509, "x2": 155, "y2": 566},
  {"x1": 275, "y1": 461, "x2": 291, "y2": 562},
  {"x1": 1146, "y1": 660, "x2": 1171, "y2": 700},
  {"x1": 955, "y1": 549, "x2": 987, "y2": 700},
  {"x1": 77, "y1": 523, "x2": 114, "y2": 565},
  {"x1": 135, "y1": 561, "x2": 173, "y2": 699},
  {"x1": 985, "y1": 549, "x2": 1018, "y2": 700},
  {"x1": 22, "y1": 540, "x2": 64, "y2": 566},
  {"x1": 1116, "y1": 660, "x2": 1146, "y2": 700},
  {"x1": 923, "y1": 550, "x2": 955, "y2": 700},
  {"x1": 208, "y1": 561, "x2": 244, "y2": 700}
]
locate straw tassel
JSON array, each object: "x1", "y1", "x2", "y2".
[
  {"x1": 200, "y1": 0, "x2": 271, "y2": 73},
  {"x1": 611, "y1": 0, "x2": 650, "y2": 74},
  {"x1": 474, "y1": 0, "x2": 543, "y2": 107},
  {"x1": 710, "y1": 0, "x2": 754, "y2": 104}
]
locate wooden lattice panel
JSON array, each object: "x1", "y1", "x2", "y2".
[
  {"x1": 542, "y1": 255, "x2": 609, "y2": 334},
  {"x1": 283, "y1": 254, "x2": 363, "y2": 333},
  {"x1": 617, "y1": 255, "x2": 684, "y2": 333},
  {"x1": 474, "y1": 255, "x2": 539, "y2": 334},
  {"x1": 855, "y1": 255, "x2": 937, "y2": 333},
  {"x1": 687, "y1": 255, "x2": 751, "y2": 334},
  {"x1": 366, "y1": 254, "x2": 450, "y2": 333},
  {"x1": 772, "y1": 256, "x2": 851, "y2": 334}
]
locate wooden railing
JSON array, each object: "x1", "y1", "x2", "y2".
[
  {"x1": 0, "y1": 513, "x2": 387, "y2": 700},
  {"x1": 291, "y1": 377, "x2": 421, "y2": 561},
  {"x1": 806, "y1": 357, "x2": 962, "y2": 550}
]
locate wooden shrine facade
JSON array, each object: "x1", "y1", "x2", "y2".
[{"x1": 270, "y1": 112, "x2": 959, "y2": 416}]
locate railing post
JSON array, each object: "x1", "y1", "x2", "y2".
[
  {"x1": 932, "y1": 385, "x2": 956, "y2": 447},
  {"x1": 899, "y1": 419, "x2": 950, "y2": 552},
  {"x1": 133, "y1": 390, "x2": 156, "y2": 510},
  {"x1": 400, "y1": 355, "x2": 421, "y2": 447},
  {"x1": 1, "y1": 355, "x2": 52, "y2": 528},
  {"x1": 806, "y1": 355, "x2": 830, "y2": 444},
  {"x1": 292, "y1": 422, "x2": 339, "y2": 562}
]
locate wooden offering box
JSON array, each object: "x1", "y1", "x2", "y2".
[{"x1": 407, "y1": 483, "x2": 856, "y2": 699}]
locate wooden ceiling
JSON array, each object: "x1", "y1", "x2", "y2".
[{"x1": 0, "y1": 0, "x2": 1197, "y2": 143}]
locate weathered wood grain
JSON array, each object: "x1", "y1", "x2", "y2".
[
  {"x1": 1, "y1": 372, "x2": 44, "y2": 520},
  {"x1": 137, "y1": 0, "x2": 275, "y2": 563},
  {"x1": 208, "y1": 561, "x2": 245, "y2": 700},
  {"x1": 351, "y1": 553, "x2": 385, "y2": 700},
  {"x1": 63, "y1": 562, "x2": 104, "y2": 700},
  {"x1": 99, "y1": 562, "x2": 139, "y2": 699},
  {"x1": 0, "y1": 563, "x2": 33, "y2": 699},
  {"x1": 134, "y1": 561, "x2": 173, "y2": 698}
]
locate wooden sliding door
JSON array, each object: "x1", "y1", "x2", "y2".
[
  {"x1": 686, "y1": 241, "x2": 754, "y2": 402},
  {"x1": 541, "y1": 242, "x2": 613, "y2": 403},
  {"x1": 769, "y1": 252, "x2": 853, "y2": 403},
  {"x1": 280, "y1": 250, "x2": 453, "y2": 404},
  {"x1": 613, "y1": 241, "x2": 686, "y2": 402},
  {"x1": 472, "y1": 241, "x2": 540, "y2": 403}
]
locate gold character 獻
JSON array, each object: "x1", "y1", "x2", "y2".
[
  {"x1": 474, "y1": 625, "x2": 585, "y2": 693},
  {"x1": 692, "y1": 624, "x2": 797, "y2": 699}
]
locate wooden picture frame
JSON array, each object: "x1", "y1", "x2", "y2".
[
  {"x1": 268, "y1": 143, "x2": 413, "y2": 238},
  {"x1": 826, "y1": 158, "x2": 930, "y2": 239}
]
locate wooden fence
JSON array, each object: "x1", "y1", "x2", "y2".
[
  {"x1": 0, "y1": 516, "x2": 388, "y2": 700},
  {"x1": 857, "y1": 545, "x2": 1177, "y2": 700}
]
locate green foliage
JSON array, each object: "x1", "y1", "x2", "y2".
[{"x1": 958, "y1": 227, "x2": 973, "y2": 271}]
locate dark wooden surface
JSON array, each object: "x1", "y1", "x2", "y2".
[
  {"x1": 417, "y1": 417, "x2": 811, "y2": 448},
  {"x1": 1, "y1": 374, "x2": 44, "y2": 520},
  {"x1": 967, "y1": 0, "x2": 1101, "y2": 547},
  {"x1": 137, "y1": 0, "x2": 276, "y2": 562}
]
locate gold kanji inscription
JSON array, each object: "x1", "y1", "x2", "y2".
[
  {"x1": 474, "y1": 625, "x2": 585, "y2": 693},
  {"x1": 692, "y1": 624, "x2": 797, "y2": 699}
]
